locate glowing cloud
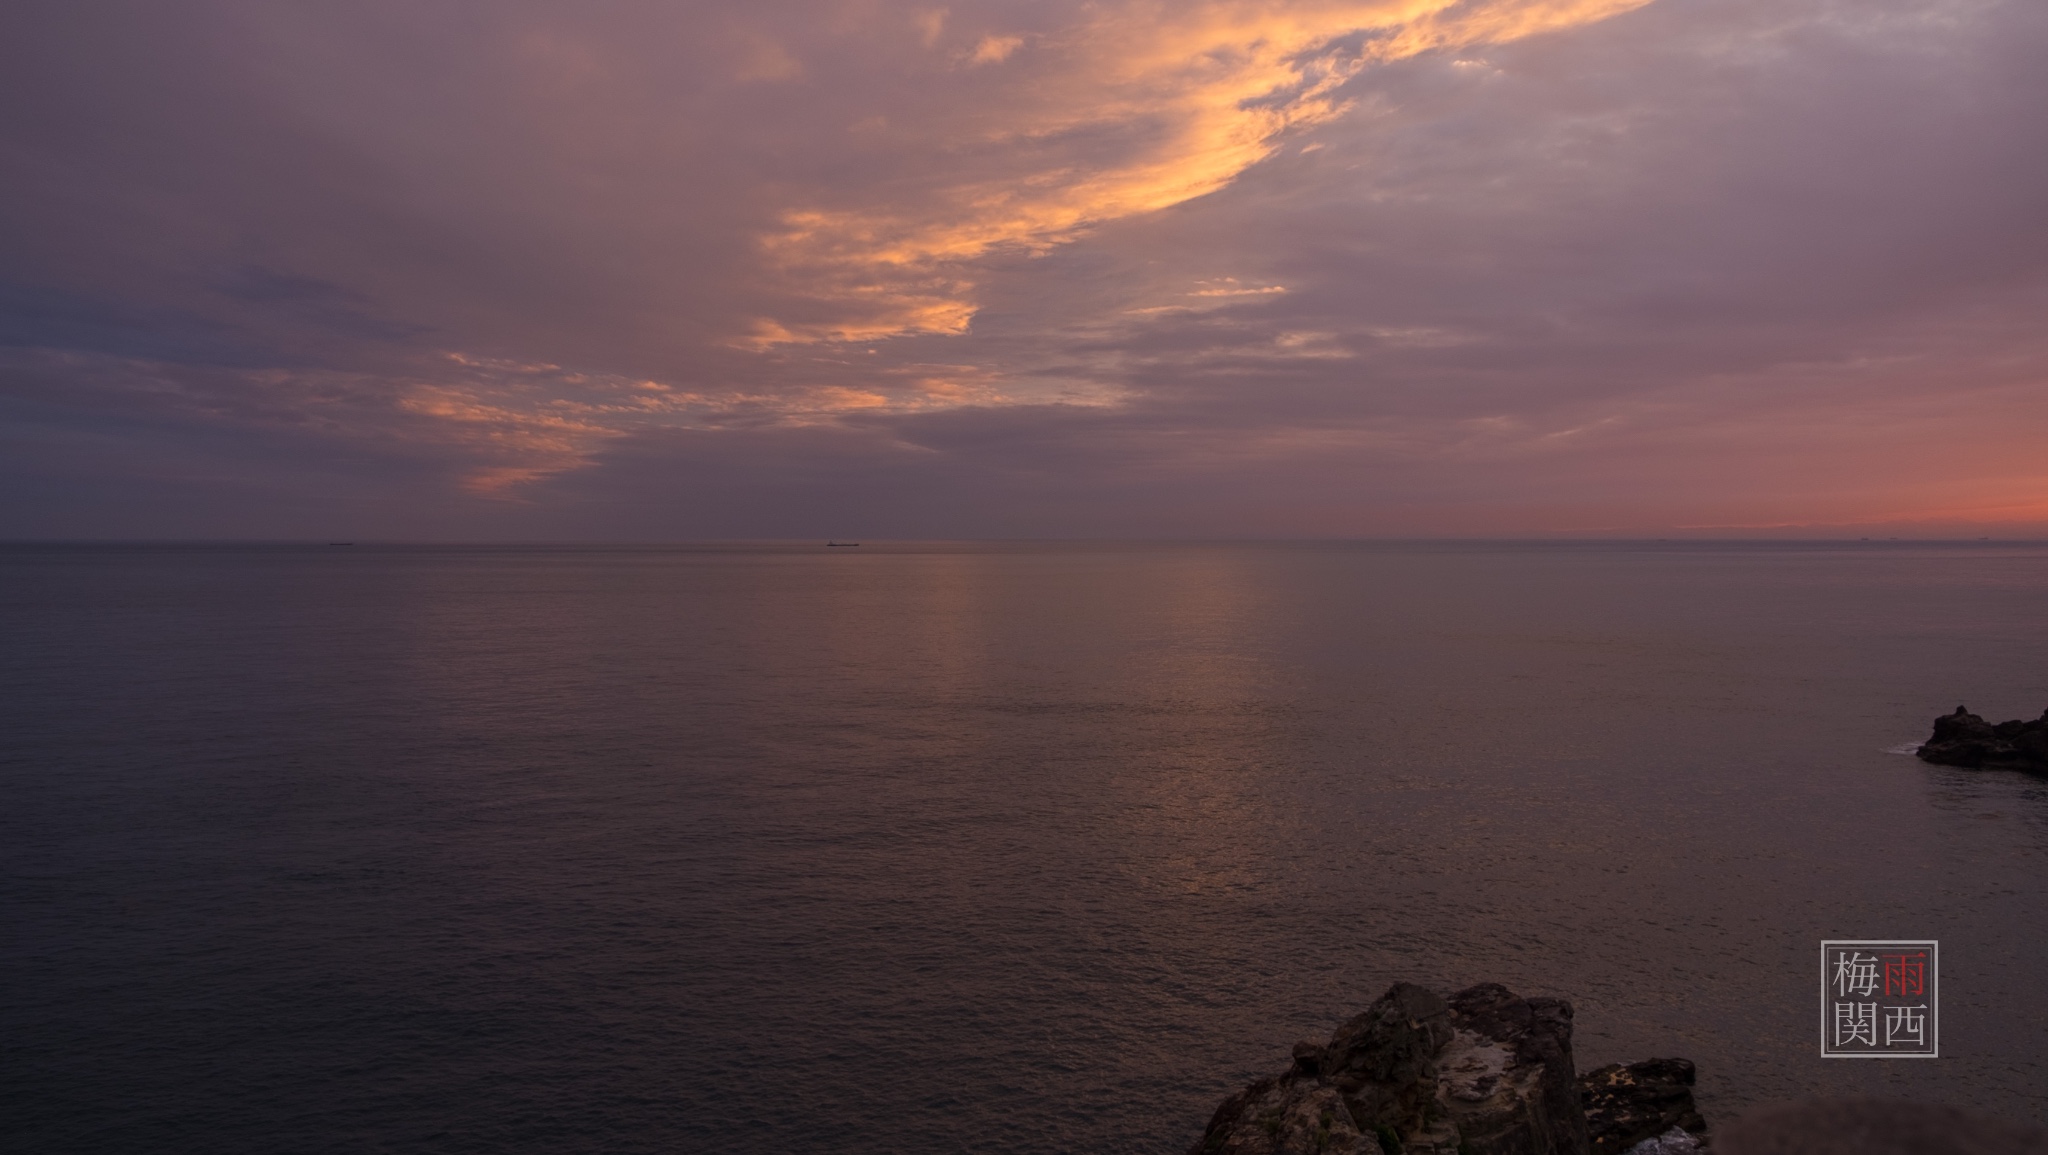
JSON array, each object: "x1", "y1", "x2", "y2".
[
  {"x1": 749, "y1": 0, "x2": 1651, "y2": 346},
  {"x1": 12, "y1": 0, "x2": 2045, "y2": 535}
]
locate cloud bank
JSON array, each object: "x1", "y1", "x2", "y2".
[{"x1": 2, "y1": 0, "x2": 2045, "y2": 537}]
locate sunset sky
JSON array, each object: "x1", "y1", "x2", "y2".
[{"x1": 3, "y1": 0, "x2": 2045, "y2": 539}]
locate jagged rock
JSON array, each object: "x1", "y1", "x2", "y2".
[
  {"x1": 2016, "y1": 727, "x2": 2048, "y2": 766},
  {"x1": 1916, "y1": 706, "x2": 2048, "y2": 773},
  {"x1": 1439, "y1": 984, "x2": 1590, "y2": 1155},
  {"x1": 1191, "y1": 1076, "x2": 1380, "y2": 1155},
  {"x1": 1319, "y1": 982, "x2": 1457, "y2": 1146},
  {"x1": 1621, "y1": 1128, "x2": 1702, "y2": 1155},
  {"x1": 1192, "y1": 983, "x2": 1623, "y2": 1155},
  {"x1": 1580, "y1": 1059, "x2": 1707, "y2": 1154}
]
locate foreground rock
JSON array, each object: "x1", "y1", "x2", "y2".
[
  {"x1": 1580, "y1": 1059, "x2": 1708, "y2": 1154},
  {"x1": 1190, "y1": 983, "x2": 1706, "y2": 1155},
  {"x1": 1916, "y1": 706, "x2": 2048, "y2": 774}
]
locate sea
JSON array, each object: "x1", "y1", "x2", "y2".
[{"x1": 3, "y1": 541, "x2": 2044, "y2": 1153}]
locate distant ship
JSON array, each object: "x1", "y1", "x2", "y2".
[{"x1": 826, "y1": 541, "x2": 861, "y2": 547}]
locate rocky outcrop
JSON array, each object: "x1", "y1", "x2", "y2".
[
  {"x1": 1580, "y1": 1059, "x2": 1708, "y2": 1154},
  {"x1": 1916, "y1": 706, "x2": 2048, "y2": 773},
  {"x1": 1191, "y1": 983, "x2": 1705, "y2": 1155},
  {"x1": 1193, "y1": 1077, "x2": 1376, "y2": 1155}
]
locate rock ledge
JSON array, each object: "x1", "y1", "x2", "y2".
[
  {"x1": 1190, "y1": 982, "x2": 1707, "y2": 1155},
  {"x1": 1916, "y1": 706, "x2": 2048, "y2": 774}
]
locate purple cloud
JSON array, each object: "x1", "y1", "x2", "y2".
[{"x1": 3, "y1": 0, "x2": 2044, "y2": 537}]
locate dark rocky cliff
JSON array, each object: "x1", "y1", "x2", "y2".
[
  {"x1": 1189, "y1": 982, "x2": 1706, "y2": 1155},
  {"x1": 1916, "y1": 706, "x2": 2048, "y2": 773}
]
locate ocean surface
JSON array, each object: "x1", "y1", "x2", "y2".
[{"x1": 3, "y1": 541, "x2": 2045, "y2": 1153}]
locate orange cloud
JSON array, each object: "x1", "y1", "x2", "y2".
[
  {"x1": 380, "y1": 346, "x2": 1078, "y2": 493},
  {"x1": 750, "y1": 0, "x2": 1651, "y2": 346},
  {"x1": 967, "y1": 34, "x2": 1023, "y2": 64}
]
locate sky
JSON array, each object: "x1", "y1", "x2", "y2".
[{"x1": 2, "y1": 0, "x2": 2045, "y2": 540}]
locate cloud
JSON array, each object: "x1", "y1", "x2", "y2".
[
  {"x1": 1, "y1": 0, "x2": 2045, "y2": 537},
  {"x1": 967, "y1": 34, "x2": 1024, "y2": 64},
  {"x1": 747, "y1": 0, "x2": 1653, "y2": 346}
]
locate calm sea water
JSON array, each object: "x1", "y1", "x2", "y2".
[{"x1": 3, "y1": 541, "x2": 2045, "y2": 1153}]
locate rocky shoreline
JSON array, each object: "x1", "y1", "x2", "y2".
[
  {"x1": 1915, "y1": 706, "x2": 2048, "y2": 774},
  {"x1": 1189, "y1": 982, "x2": 1707, "y2": 1155},
  {"x1": 1188, "y1": 708, "x2": 2048, "y2": 1155}
]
